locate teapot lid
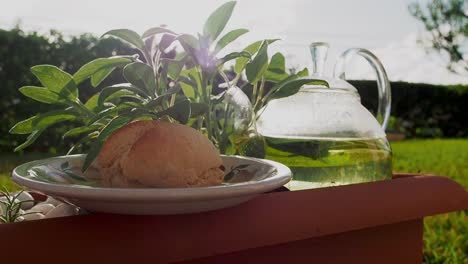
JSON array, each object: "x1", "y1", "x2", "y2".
[{"x1": 305, "y1": 42, "x2": 357, "y2": 92}]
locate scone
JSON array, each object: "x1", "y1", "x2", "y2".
[{"x1": 97, "y1": 120, "x2": 224, "y2": 188}]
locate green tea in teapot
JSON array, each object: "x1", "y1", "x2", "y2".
[{"x1": 264, "y1": 136, "x2": 392, "y2": 190}]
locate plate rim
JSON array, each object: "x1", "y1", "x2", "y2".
[{"x1": 12, "y1": 154, "x2": 291, "y2": 201}]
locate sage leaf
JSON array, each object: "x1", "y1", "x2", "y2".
[
  {"x1": 14, "y1": 130, "x2": 43, "y2": 152},
  {"x1": 123, "y1": 62, "x2": 156, "y2": 96},
  {"x1": 234, "y1": 39, "x2": 279, "y2": 74},
  {"x1": 91, "y1": 102, "x2": 142, "y2": 124},
  {"x1": 142, "y1": 27, "x2": 176, "y2": 38},
  {"x1": 268, "y1": 78, "x2": 329, "y2": 101},
  {"x1": 102, "y1": 29, "x2": 145, "y2": 50},
  {"x1": 98, "y1": 85, "x2": 148, "y2": 106},
  {"x1": 31, "y1": 65, "x2": 78, "y2": 100},
  {"x1": 74, "y1": 56, "x2": 133, "y2": 85},
  {"x1": 82, "y1": 115, "x2": 135, "y2": 171},
  {"x1": 9, "y1": 116, "x2": 38, "y2": 134},
  {"x1": 157, "y1": 98, "x2": 191, "y2": 124},
  {"x1": 203, "y1": 1, "x2": 236, "y2": 41},
  {"x1": 32, "y1": 110, "x2": 79, "y2": 130},
  {"x1": 180, "y1": 81, "x2": 195, "y2": 99},
  {"x1": 246, "y1": 41, "x2": 269, "y2": 83},
  {"x1": 296, "y1": 67, "x2": 309, "y2": 77},
  {"x1": 84, "y1": 93, "x2": 100, "y2": 112},
  {"x1": 159, "y1": 34, "x2": 177, "y2": 52},
  {"x1": 162, "y1": 57, "x2": 187, "y2": 80},
  {"x1": 219, "y1": 51, "x2": 251, "y2": 65},
  {"x1": 268, "y1": 52, "x2": 286, "y2": 74},
  {"x1": 63, "y1": 124, "x2": 103, "y2": 139},
  {"x1": 19, "y1": 86, "x2": 67, "y2": 104},
  {"x1": 90, "y1": 67, "x2": 115, "y2": 87},
  {"x1": 190, "y1": 102, "x2": 209, "y2": 117},
  {"x1": 215, "y1": 28, "x2": 248, "y2": 53}
]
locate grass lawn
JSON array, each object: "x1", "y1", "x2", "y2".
[{"x1": 0, "y1": 139, "x2": 466, "y2": 263}]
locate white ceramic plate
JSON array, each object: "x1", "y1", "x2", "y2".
[{"x1": 12, "y1": 155, "x2": 291, "y2": 215}]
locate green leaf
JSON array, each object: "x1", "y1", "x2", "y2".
[
  {"x1": 98, "y1": 89, "x2": 141, "y2": 106},
  {"x1": 91, "y1": 102, "x2": 142, "y2": 124},
  {"x1": 142, "y1": 27, "x2": 176, "y2": 38},
  {"x1": 82, "y1": 115, "x2": 135, "y2": 171},
  {"x1": 234, "y1": 39, "x2": 279, "y2": 74},
  {"x1": 90, "y1": 67, "x2": 115, "y2": 87},
  {"x1": 159, "y1": 34, "x2": 177, "y2": 52},
  {"x1": 203, "y1": 1, "x2": 236, "y2": 41},
  {"x1": 265, "y1": 71, "x2": 289, "y2": 83},
  {"x1": 32, "y1": 110, "x2": 79, "y2": 130},
  {"x1": 268, "y1": 78, "x2": 329, "y2": 101},
  {"x1": 180, "y1": 68, "x2": 202, "y2": 97},
  {"x1": 145, "y1": 85, "x2": 182, "y2": 110},
  {"x1": 10, "y1": 110, "x2": 78, "y2": 136},
  {"x1": 296, "y1": 67, "x2": 309, "y2": 77},
  {"x1": 84, "y1": 93, "x2": 100, "y2": 112},
  {"x1": 123, "y1": 62, "x2": 156, "y2": 96},
  {"x1": 268, "y1": 52, "x2": 286, "y2": 73},
  {"x1": 19, "y1": 86, "x2": 66, "y2": 104},
  {"x1": 177, "y1": 34, "x2": 200, "y2": 50},
  {"x1": 157, "y1": 98, "x2": 191, "y2": 124},
  {"x1": 14, "y1": 130, "x2": 43, "y2": 152},
  {"x1": 74, "y1": 56, "x2": 133, "y2": 85},
  {"x1": 102, "y1": 29, "x2": 145, "y2": 50},
  {"x1": 100, "y1": 83, "x2": 149, "y2": 98},
  {"x1": 67, "y1": 132, "x2": 98, "y2": 155},
  {"x1": 63, "y1": 124, "x2": 103, "y2": 139},
  {"x1": 162, "y1": 57, "x2": 187, "y2": 80},
  {"x1": 190, "y1": 102, "x2": 209, "y2": 117},
  {"x1": 215, "y1": 28, "x2": 248, "y2": 53},
  {"x1": 31, "y1": 65, "x2": 78, "y2": 100},
  {"x1": 9, "y1": 116, "x2": 38, "y2": 134},
  {"x1": 246, "y1": 41, "x2": 269, "y2": 83},
  {"x1": 12, "y1": 110, "x2": 80, "y2": 151},
  {"x1": 219, "y1": 51, "x2": 251, "y2": 65},
  {"x1": 180, "y1": 81, "x2": 195, "y2": 99}
]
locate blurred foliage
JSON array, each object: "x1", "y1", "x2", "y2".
[
  {"x1": 409, "y1": 0, "x2": 468, "y2": 73},
  {"x1": 0, "y1": 28, "x2": 467, "y2": 154},
  {"x1": 350, "y1": 80, "x2": 468, "y2": 138},
  {"x1": 0, "y1": 27, "x2": 133, "y2": 153}
]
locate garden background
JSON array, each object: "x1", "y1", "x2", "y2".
[{"x1": 1, "y1": 9, "x2": 467, "y2": 264}]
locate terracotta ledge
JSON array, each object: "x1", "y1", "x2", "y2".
[{"x1": 1, "y1": 175, "x2": 466, "y2": 263}]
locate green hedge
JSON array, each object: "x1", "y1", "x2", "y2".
[
  {"x1": 0, "y1": 28, "x2": 131, "y2": 152},
  {"x1": 349, "y1": 81, "x2": 468, "y2": 137},
  {"x1": 0, "y1": 28, "x2": 466, "y2": 153}
]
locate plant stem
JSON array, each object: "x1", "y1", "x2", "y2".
[
  {"x1": 251, "y1": 82, "x2": 258, "y2": 105},
  {"x1": 153, "y1": 51, "x2": 162, "y2": 96},
  {"x1": 256, "y1": 77, "x2": 265, "y2": 106},
  {"x1": 200, "y1": 69, "x2": 214, "y2": 142},
  {"x1": 72, "y1": 100, "x2": 96, "y2": 121}
]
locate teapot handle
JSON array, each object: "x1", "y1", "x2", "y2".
[{"x1": 333, "y1": 48, "x2": 391, "y2": 130}]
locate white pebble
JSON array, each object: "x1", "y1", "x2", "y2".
[
  {"x1": 22, "y1": 213, "x2": 45, "y2": 221},
  {"x1": 45, "y1": 197, "x2": 62, "y2": 206},
  {"x1": 29, "y1": 203, "x2": 55, "y2": 215},
  {"x1": 13, "y1": 191, "x2": 35, "y2": 210},
  {"x1": 15, "y1": 216, "x2": 24, "y2": 222},
  {"x1": 45, "y1": 204, "x2": 78, "y2": 219}
]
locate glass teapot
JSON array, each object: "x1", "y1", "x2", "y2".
[{"x1": 256, "y1": 42, "x2": 392, "y2": 190}]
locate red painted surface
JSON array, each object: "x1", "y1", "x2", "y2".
[{"x1": 1, "y1": 175, "x2": 466, "y2": 263}]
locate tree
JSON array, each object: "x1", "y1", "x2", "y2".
[{"x1": 409, "y1": 0, "x2": 468, "y2": 73}]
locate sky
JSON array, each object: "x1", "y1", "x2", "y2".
[{"x1": 1, "y1": 0, "x2": 467, "y2": 84}]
